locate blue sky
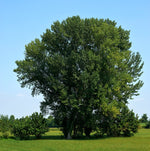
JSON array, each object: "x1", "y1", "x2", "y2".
[{"x1": 0, "y1": 0, "x2": 150, "y2": 118}]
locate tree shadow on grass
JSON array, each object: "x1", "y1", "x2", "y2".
[
  {"x1": 8, "y1": 134, "x2": 115, "y2": 141},
  {"x1": 40, "y1": 135, "x2": 65, "y2": 140},
  {"x1": 39, "y1": 135, "x2": 109, "y2": 141}
]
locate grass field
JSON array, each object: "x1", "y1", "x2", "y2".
[{"x1": 0, "y1": 128, "x2": 150, "y2": 151}]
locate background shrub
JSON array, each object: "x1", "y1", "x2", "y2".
[
  {"x1": 98, "y1": 106, "x2": 139, "y2": 137},
  {"x1": 12, "y1": 116, "x2": 31, "y2": 140},
  {"x1": 11, "y1": 112, "x2": 49, "y2": 140}
]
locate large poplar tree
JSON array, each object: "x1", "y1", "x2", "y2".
[{"x1": 14, "y1": 16, "x2": 143, "y2": 139}]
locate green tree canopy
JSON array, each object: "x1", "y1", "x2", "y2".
[
  {"x1": 140, "y1": 113, "x2": 148, "y2": 123},
  {"x1": 30, "y1": 112, "x2": 49, "y2": 139},
  {"x1": 14, "y1": 16, "x2": 143, "y2": 139}
]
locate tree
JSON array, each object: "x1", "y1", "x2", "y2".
[
  {"x1": 12, "y1": 116, "x2": 31, "y2": 140},
  {"x1": 12, "y1": 113, "x2": 48, "y2": 140},
  {"x1": 140, "y1": 114, "x2": 148, "y2": 123},
  {"x1": 0, "y1": 115, "x2": 10, "y2": 138},
  {"x1": 119, "y1": 107, "x2": 139, "y2": 136},
  {"x1": 30, "y1": 112, "x2": 49, "y2": 139},
  {"x1": 14, "y1": 16, "x2": 144, "y2": 139}
]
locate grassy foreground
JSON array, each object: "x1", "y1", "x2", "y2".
[{"x1": 0, "y1": 129, "x2": 150, "y2": 151}]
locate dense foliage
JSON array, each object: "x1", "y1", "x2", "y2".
[
  {"x1": 98, "y1": 106, "x2": 139, "y2": 137},
  {"x1": 0, "y1": 115, "x2": 10, "y2": 138},
  {"x1": 30, "y1": 112, "x2": 49, "y2": 138},
  {"x1": 139, "y1": 114, "x2": 148, "y2": 123},
  {"x1": 14, "y1": 16, "x2": 143, "y2": 139},
  {"x1": 12, "y1": 112, "x2": 48, "y2": 140},
  {"x1": 12, "y1": 116, "x2": 31, "y2": 140},
  {"x1": 47, "y1": 116, "x2": 58, "y2": 127},
  {"x1": 145, "y1": 120, "x2": 150, "y2": 129}
]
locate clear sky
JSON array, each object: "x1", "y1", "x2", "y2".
[{"x1": 0, "y1": 0, "x2": 150, "y2": 118}]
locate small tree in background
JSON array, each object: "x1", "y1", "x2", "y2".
[
  {"x1": 30, "y1": 112, "x2": 49, "y2": 139},
  {"x1": 97, "y1": 105, "x2": 139, "y2": 137},
  {"x1": 12, "y1": 113, "x2": 49, "y2": 140},
  {"x1": 12, "y1": 116, "x2": 31, "y2": 140},
  {"x1": 119, "y1": 107, "x2": 139, "y2": 136},
  {"x1": 139, "y1": 114, "x2": 148, "y2": 123},
  {"x1": 9, "y1": 115, "x2": 15, "y2": 132},
  {"x1": 0, "y1": 115, "x2": 10, "y2": 138}
]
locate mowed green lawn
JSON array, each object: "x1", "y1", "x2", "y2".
[{"x1": 0, "y1": 129, "x2": 150, "y2": 151}]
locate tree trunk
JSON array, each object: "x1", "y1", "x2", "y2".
[
  {"x1": 67, "y1": 132, "x2": 72, "y2": 139},
  {"x1": 84, "y1": 127, "x2": 92, "y2": 137}
]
